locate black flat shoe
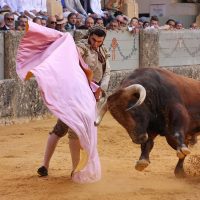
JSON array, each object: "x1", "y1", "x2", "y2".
[{"x1": 37, "y1": 166, "x2": 48, "y2": 176}]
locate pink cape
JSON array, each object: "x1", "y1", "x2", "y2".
[{"x1": 16, "y1": 22, "x2": 101, "y2": 183}]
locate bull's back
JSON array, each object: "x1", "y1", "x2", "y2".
[{"x1": 123, "y1": 68, "x2": 200, "y2": 106}]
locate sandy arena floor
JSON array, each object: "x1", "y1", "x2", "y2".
[{"x1": 0, "y1": 113, "x2": 200, "y2": 200}]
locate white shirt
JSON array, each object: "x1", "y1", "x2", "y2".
[
  {"x1": 32, "y1": 0, "x2": 47, "y2": 12},
  {"x1": 0, "y1": 0, "x2": 23, "y2": 12},
  {"x1": 20, "y1": 0, "x2": 34, "y2": 12},
  {"x1": 90, "y1": 0, "x2": 104, "y2": 16},
  {"x1": 64, "y1": 0, "x2": 87, "y2": 16}
]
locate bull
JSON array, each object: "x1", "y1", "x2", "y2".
[{"x1": 95, "y1": 67, "x2": 200, "y2": 177}]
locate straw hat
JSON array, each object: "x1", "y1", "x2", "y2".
[{"x1": 56, "y1": 14, "x2": 67, "y2": 24}]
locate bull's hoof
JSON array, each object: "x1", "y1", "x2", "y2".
[
  {"x1": 177, "y1": 146, "x2": 191, "y2": 159},
  {"x1": 176, "y1": 150, "x2": 185, "y2": 159},
  {"x1": 135, "y1": 159, "x2": 150, "y2": 171},
  {"x1": 174, "y1": 168, "x2": 186, "y2": 178},
  {"x1": 181, "y1": 146, "x2": 191, "y2": 155}
]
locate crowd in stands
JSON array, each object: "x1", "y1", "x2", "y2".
[{"x1": 0, "y1": 0, "x2": 199, "y2": 33}]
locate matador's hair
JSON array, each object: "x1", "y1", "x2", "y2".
[{"x1": 88, "y1": 25, "x2": 107, "y2": 37}]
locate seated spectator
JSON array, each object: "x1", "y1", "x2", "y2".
[
  {"x1": 80, "y1": 0, "x2": 93, "y2": 14},
  {"x1": 47, "y1": 16, "x2": 57, "y2": 29},
  {"x1": 33, "y1": 16, "x2": 41, "y2": 25},
  {"x1": 175, "y1": 21, "x2": 184, "y2": 30},
  {"x1": 21, "y1": 0, "x2": 37, "y2": 19},
  {"x1": 55, "y1": 14, "x2": 67, "y2": 32},
  {"x1": 76, "y1": 14, "x2": 83, "y2": 28},
  {"x1": 16, "y1": 14, "x2": 28, "y2": 31},
  {"x1": 165, "y1": 19, "x2": 176, "y2": 30},
  {"x1": 63, "y1": 8, "x2": 71, "y2": 18},
  {"x1": 0, "y1": 0, "x2": 23, "y2": 17},
  {"x1": 0, "y1": 12, "x2": 15, "y2": 30},
  {"x1": 61, "y1": 0, "x2": 66, "y2": 8},
  {"x1": 65, "y1": 13, "x2": 77, "y2": 30},
  {"x1": 78, "y1": 16, "x2": 94, "y2": 29},
  {"x1": 32, "y1": 0, "x2": 48, "y2": 18},
  {"x1": 64, "y1": 0, "x2": 87, "y2": 18},
  {"x1": 105, "y1": 0, "x2": 123, "y2": 11},
  {"x1": 106, "y1": 19, "x2": 119, "y2": 30},
  {"x1": 41, "y1": 17, "x2": 47, "y2": 26},
  {"x1": 95, "y1": 17, "x2": 104, "y2": 27},
  {"x1": 90, "y1": 0, "x2": 105, "y2": 17}
]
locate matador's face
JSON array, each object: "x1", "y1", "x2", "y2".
[{"x1": 89, "y1": 34, "x2": 105, "y2": 50}]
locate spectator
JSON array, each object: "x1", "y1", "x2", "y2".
[
  {"x1": 0, "y1": 12, "x2": 15, "y2": 30},
  {"x1": 32, "y1": 0, "x2": 48, "y2": 18},
  {"x1": 190, "y1": 22, "x2": 198, "y2": 29},
  {"x1": 61, "y1": 0, "x2": 66, "y2": 8},
  {"x1": 90, "y1": 0, "x2": 105, "y2": 17},
  {"x1": 80, "y1": 0, "x2": 93, "y2": 14},
  {"x1": 75, "y1": 14, "x2": 83, "y2": 28},
  {"x1": 78, "y1": 16, "x2": 94, "y2": 29},
  {"x1": 41, "y1": 17, "x2": 47, "y2": 26},
  {"x1": 33, "y1": 16, "x2": 41, "y2": 25},
  {"x1": 47, "y1": 16, "x2": 57, "y2": 29},
  {"x1": 106, "y1": 19, "x2": 119, "y2": 30},
  {"x1": 175, "y1": 21, "x2": 184, "y2": 30},
  {"x1": 165, "y1": 19, "x2": 176, "y2": 30},
  {"x1": 0, "y1": 0, "x2": 23, "y2": 16},
  {"x1": 65, "y1": 13, "x2": 77, "y2": 30},
  {"x1": 128, "y1": 17, "x2": 139, "y2": 33},
  {"x1": 95, "y1": 17, "x2": 104, "y2": 27},
  {"x1": 143, "y1": 21, "x2": 149, "y2": 29},
  {"x1": 16, "y1": 14, "x2": 28, "y2": 30},
  {"x1": 105, "y1": 0, "x2": 123, "y2": 11},
  {"x1": 64, "y1": 0, "x2": 87, "y2": 18},
  {"x1": 150, "y1": 15, "x2": 159, "y2": 29},
  {"x1": 116, "y1": 15, "x2": 127, "y2": 30},
  {"x1": 55, "y1": 14, "x2": 67, "y2": 32},
  {"x1": 138, "y1": 17, "x2": 147, "y2": 28},
  {"x1": 20, "y1": 0, "x2": 37, "y2": 19}
]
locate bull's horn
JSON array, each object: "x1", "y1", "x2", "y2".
[
  {"x1": 94, "y1": 99, "x2": 108, "y2": 126},
  {"x1": 124, "y1": 84, "x2": 146, "y2": 111}
]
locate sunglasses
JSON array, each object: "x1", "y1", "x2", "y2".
[
  {"x1": 6, "y1": 17, "x2": 14, "y2": 21},
  {"x1": 50, "y1": 21, "x2": 57, "y2": 24}
]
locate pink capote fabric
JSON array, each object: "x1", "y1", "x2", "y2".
[{"x1": 16, "y1": 21, "x2": 101, "y2": 183}]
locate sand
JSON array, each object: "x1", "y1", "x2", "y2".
[{"x1": 0, "y1": 113, "x2": 200, "y2": 200}]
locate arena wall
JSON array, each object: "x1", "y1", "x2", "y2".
[{"x1": 0, "y1": 30, "x2": 200, "y2": 125}]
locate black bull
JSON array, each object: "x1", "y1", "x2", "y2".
[{"x1": 95, "y1": 68, "x2": 200, "y2": 177}]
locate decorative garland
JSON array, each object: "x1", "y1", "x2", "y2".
[{"x1": 107, "y1": 36, "x2": 138, "y2": 61}]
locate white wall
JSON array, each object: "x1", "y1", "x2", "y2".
[
  {"x1": 104, "y1": 30, "x2": 139, "y2": 70},
  {"x1": 159, "y1": 30, "x2": 200, "y2": 67}
]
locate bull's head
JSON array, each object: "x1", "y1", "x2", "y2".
[{"x1": 95, "y1": 84, "x2": 148, "y2": 144}]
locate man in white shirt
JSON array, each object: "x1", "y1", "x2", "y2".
[
  {"x1": 20, "y1": 0, "x2": 47, "y2": 19},
  {"x1": 64, "y1": 0, "x2": 87, "y2": 17},
  {"x1": 0, "y1": 0, "x2": 23, "y2": 14},
  {"x1": 90, "y1": 0, "x2": 104, "y2": 17},
  {"x1": 33, "y1": 0, "x2": 47, "y2": 12}
]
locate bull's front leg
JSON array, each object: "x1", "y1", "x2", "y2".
[
  {"x1": 165, "y1": 134, "x2": 187, "y2": 178},
  {"x1": 174, "y1": 157, "x2": 186, "y2": 178},
  {"x1": 135, "y1": 133, "x2": 157, "y2": 171},
  {"x1": 168, "y1": 103, "x2": 191, "y2": 159}
]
